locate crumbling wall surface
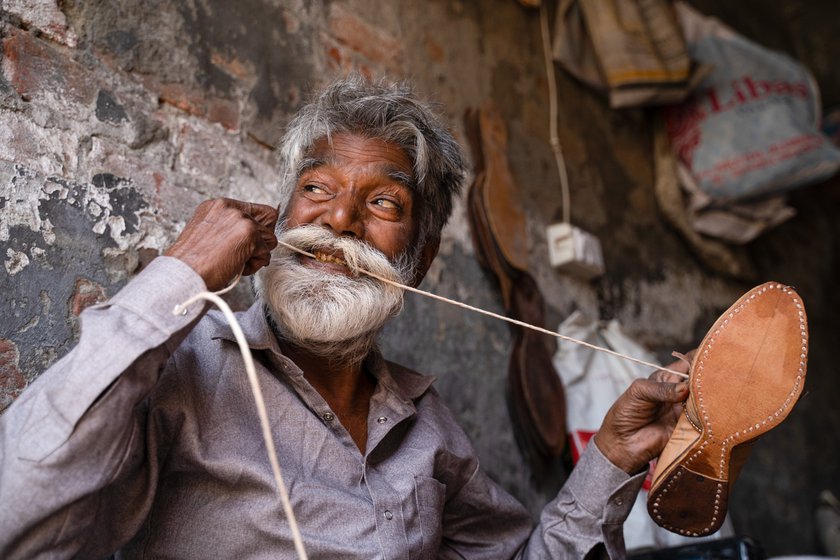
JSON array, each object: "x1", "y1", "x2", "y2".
[
  {"x1": 1, "y1": 0, "x2": 838, "y2": 556},
  {"x1": 0, "y1": 0, "x2": 319, "y2": 408}
]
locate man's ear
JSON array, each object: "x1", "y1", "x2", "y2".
[{"x1": 410, "y1": 236, "x2": 440, "y2": 288}]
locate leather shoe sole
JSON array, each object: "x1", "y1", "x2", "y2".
[{"x1": 648, "y1": 282, "x2": 808, "y2": 536}]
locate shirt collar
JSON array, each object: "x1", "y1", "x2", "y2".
[
  {"x1": 208, "y1": 299, "x2": 284, "y2": 354},
  {"x1": 364, "y1": 347, "x2": 436, "y2": 402}
]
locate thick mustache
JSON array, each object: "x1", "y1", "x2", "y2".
[{"x1": 275, "y1": 224, "x2": 404, "y2": 283}]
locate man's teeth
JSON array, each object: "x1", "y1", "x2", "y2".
[{"x1": 313, "y1": 251, "x2": 347, "y2": 267}]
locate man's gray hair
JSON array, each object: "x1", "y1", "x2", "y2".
[{"x1": 278, "y1": 75, "x2": 466, "y2": 244}]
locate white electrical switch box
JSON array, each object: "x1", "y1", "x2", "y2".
[{"x1": 546, "y1": 223, "x2": 605, "y2": 279}]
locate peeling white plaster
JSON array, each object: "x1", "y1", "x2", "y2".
[
  {"x1": 84, "y1": 188, "x2": 112, "y2": 214},
  {"x1": 30, "y1": 245, "x2": 52, "y2": 270},
  {"x1": 82, "y1": 189, "x2": 149, "y2": 253},
  {"x1": 91, "y1": 217, "x2": 106, "y2": 235},
  {"x1": 5, "y1": 248, "x2": 30, "y2": 275},
  {"x1": 93, "y1": 215, "x2": 126, "y2": 239},
  {"x1": 0, "y1": 167, "x2": 41, "y2": 242},
  {"x1": 132, "y1": 221, "x2": 173, "y2": 255},
  {"x1": 87, "y1": 201, "x2": 103, "y2": 217},
  {"x1": 0, "y1": 113, "x2": 77, "y2": 177},
  {"x1": 42, "y1": 179, "x2": 68, "y2": 199},
  {"x1": 41, "y1": 218, "x2": 56, "y2": 245},
  {"x1": 0, "y1": 162, "x2": 170, "y2": 261}
]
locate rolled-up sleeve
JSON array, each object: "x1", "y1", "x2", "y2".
[{"x1": 0, "y1": 257, "x2": 207, "y2": 559}]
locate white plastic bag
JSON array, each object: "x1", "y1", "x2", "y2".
[
  {"x1": 665, "y1": 3, "x2": 840, "y2": 205},
  {"x1": 657, "y1": 2, "x2": 840, "y2": 243}
]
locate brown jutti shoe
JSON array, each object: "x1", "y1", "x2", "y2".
[{"x1": 648, "y1": 282, "x2": 809, "y2": 536}]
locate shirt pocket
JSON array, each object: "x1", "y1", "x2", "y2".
[{"x1": 413, "y1": 475, "x2": 445, "y2": 557}]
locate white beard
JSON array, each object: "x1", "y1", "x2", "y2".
[{"x1": 253, "y1": 224, "x2": 415, "y2": 365}]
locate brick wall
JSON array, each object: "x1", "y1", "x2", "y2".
[
  {"x1": 0, "y1": 0, "x2": 300, "y2": 398},
  {"x1": 1, "y1": 1, "x2": 839, "y2": 553},
  {"x1": 0, "y1": 0, "x2": 448, "y2": 386}
]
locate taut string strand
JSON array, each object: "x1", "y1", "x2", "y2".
[
  {"x1": 174, "y1": 280, "x2": 309, "y2": 560},
  {"x1": 168, "y1": 241, "x2": 689, "y2": 560},
  {"x1": 278, "y1": 241, "x2": 689, "y2": 380}
]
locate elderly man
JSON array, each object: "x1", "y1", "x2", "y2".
[{"x1": 0, "y1": 77, "x2": 689, "y2": 559}]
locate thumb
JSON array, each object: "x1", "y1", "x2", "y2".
[{"x1": 631, "y1": 378, "x2": 690, "y2": 405}]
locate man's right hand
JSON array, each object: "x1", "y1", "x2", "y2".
[{"x1": 165, "y1": 198, "x2": 279, "y2": 292}]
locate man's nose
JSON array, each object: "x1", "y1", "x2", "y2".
[{"x1": 319, "y1": 191, "x2": 364, "y2": 238}]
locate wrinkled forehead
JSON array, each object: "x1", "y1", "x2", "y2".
[{"x1": 297, "y1": 133, "x2": 415, "y2": 185}]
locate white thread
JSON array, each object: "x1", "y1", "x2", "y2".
[
  {"x1": 168, "y1": 241, "x2": 687, "y2": 557},
  {"x1": 279, "y1": 241, "x2": 689, "y2": 379},
  {"x1": 173, "y1": 278, "x2": 309, "y2": 560},
  {"x1": 214, "y1": 271, "x2": 242, "y2": 296}
]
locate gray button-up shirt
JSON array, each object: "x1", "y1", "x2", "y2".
[{"x1": 0, "y1": 257, "x2": 644, "y2": 559}]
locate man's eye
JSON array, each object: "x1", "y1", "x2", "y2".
[
  {"x1": 303, "y1": 184, "x2": 326, "y2": 195},
  {"x1": 373, "y1": 198, "x2": 400, "y2": 210}
]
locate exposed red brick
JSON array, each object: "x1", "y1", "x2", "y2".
[
  {"x1": 156, "y1": 81, "x2": 199, "y2": 114},
  {"x1": 2, "y1": 27, "x2": 96, "y2": 105},
  {"x1": 327, "y1": 4, "x2": 403, "y2": 75},
  {"x1": 206, "y1": 97, "x2": 241, "y2": 131},
  {"x1": 153, "y1": 171, "x2": 165, "y2": 192},
  {"x1": 154, "y1": 80, "x2": 241, "y2": 131},
  {"x1": 0, "y1": 339, "x2": 26, "y2": 412},
  {"x1": 325, "y1": 43, "x2": 355, "y2": 74},
  {"x1": 327, "y1": 46, "x2": 344, "y2": 69},
  {"x1": 209, "y1": 50, "x2": 255, "y2": 81},
  {"x1": 70, "y1": 277, "x2": 107, "y2": 316}
]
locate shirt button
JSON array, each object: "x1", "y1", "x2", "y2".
[
  {"x1": 323, "y1": 412, "x2": 335, "y2": 422},
  {"x1": 614, "y1": 497, "x2": 624, "y2": 506},
  {"x1": 384, "y1": 510, "x2": 393, "y2": 520},
  {"x1": 377, "y1": 416, "x2": 387, "y2": 424}
]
